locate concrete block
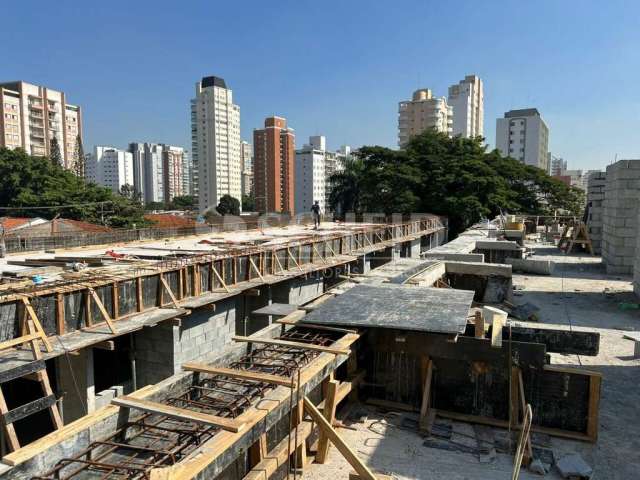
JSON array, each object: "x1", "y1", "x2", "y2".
[{"x1": 506, "y1": 258, "x2": 555, "y2": 275}]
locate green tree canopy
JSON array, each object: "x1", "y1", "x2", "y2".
[
  {"x1": 0, "y1": 147, "x2": 148, "y2": 228},
  {"x1": 241, "y1": 193, "x2": 255, "y2": 212},
  {"x1": 329, "y1": 130, "x2": 584, "y2": 236},
  {"x1": 216, "y1": 194, "x2": 240, "y2": 216},
  {"x1": 170, "y1": 195, "x2": 196, "y2": 210}
]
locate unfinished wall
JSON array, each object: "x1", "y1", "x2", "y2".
[
  {"x1": 587, "y1": 171, "x2": 606, "y2": 255},
  {"x1": 602, "y1": 160, "x2": 640, "y2": 274},
  {"x1": 134, "y1": 298, "x2": 236, "y2": 386}
]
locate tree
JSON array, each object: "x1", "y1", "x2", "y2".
[
  {"x1": 328, "y1": 130, "x2": 584, "y2": 237},
  {"x1": 49, "y1": 136, "x2": 62, "y2": 166},
  {"x1": 216, "y1": 194, "x2": 240, "y2": 216},
  {"x1": 241, "y1": 193, "x2": 255, "y2": 212},
  {"x1": 0, "y1": 147, "x2": 148, "y2": 229},
  {"x1": 169, "y1": 195, "x2": 196, "y2": 210},
  {"x1": 145, "y1": 201, "x2": 166, "y2": 211},
  {"x1": 72, "y1": 135, "x2": 85, "y2": 178}
]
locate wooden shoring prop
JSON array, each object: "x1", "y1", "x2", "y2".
[
  {"x1": 248, "y1": 257, "x2": 265, "y2": 282},
  {"x1": 312, "y1": 244, "x2": 328, "y2": 264},
  {"x1": 20, "y1": 297, "x2": 53, "y2": 352},
  {"x1": 287, "y1": 247, "x2": 304, "y2": 272},
  {"x1": 418, "y1": 358, "x2": 433, "y2": 432},
  {"x1": 511, "y1": 404, "x2": 533, "y2": 480},
  {"x1": 159, "y1": 275, "x2": 180, "y2": 308},
  {"x1": 210, "y1": 262, "x2": 232, "y2": 293},
  {"x1": 87, "y1": 288, "x2": 117, "y2": 334},
  {"x1": 303, "y1": 397, "x2": 377, "y2": 480},
  {"x1": 316, "y1": 379, "x2": 339, "y2": 463}
]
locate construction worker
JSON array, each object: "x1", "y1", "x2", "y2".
[{"x1": 311, "y1": 200, "x2": 321, "y2": 230}]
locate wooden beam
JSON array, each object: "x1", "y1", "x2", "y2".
[
  {"x1": 232, "y1": 336, "x2": 351, "y2": 356},
  {"x1": 94, "y1": 340, "x2": 116, "y2": 351},
  {"x1": 55, "y1": 292, "x2": 65, "y2": 335},
  {"x1": 136, "y1": 276, "x2": 144, "y2": 312},
  {"x1": 248, "y1": 433, "x2": 268, "y2": 468},
  {"x1": 303, "y1": 397, "x2": 376, "y2": 480},
  {"x1": 87, "y1": 288, "x2": 117, "y2": 334},
  {"x1": 316, "y1": 380, "x2": 338, "y2": 463},
  {"x1": 182, "y1": 363, "x2": 295, "y2": 387},
  {"x1": 112, "y1": 396, "x2": 245, "y2": 432},
  {"x1": 474, "y1": 310, "x2": 484, "y2": 339},
  {"x1": 276, "y1": 319, "x2": 357, "y2": 335},
  {"x1": 418, "y1": 358, "x2": 433, "y2": 432},
  {"x1": 249, "y1": 257, "x2": 265, "y2": 282},
  {"x1": 159, "y1": 275, "x2": 180, "y2": 308},
  {"x1": 211, "y1": 263, "x2": 232, "y2": 293}
]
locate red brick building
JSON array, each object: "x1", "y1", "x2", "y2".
[{"x1": 253, "y1": 116, "x2": 295, "y2": 214}]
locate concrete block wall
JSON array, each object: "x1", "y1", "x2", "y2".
[
  {"x1": 587, "y1": 171, "x2": 606, "y2": 254},
  {"x1": 602, "y1": 160, "x2": 640, "y2": 274},
  {"x1": 134, "y1": 297, "x2": 236, "y2": 386}
]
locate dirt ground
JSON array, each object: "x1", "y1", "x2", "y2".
[{"x1": 303, "y1": 242, "x2": 640, "y2": 479}]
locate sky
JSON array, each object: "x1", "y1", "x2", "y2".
[{"x1": 2, "y1": 0, "x2": 639, "y2": 171}]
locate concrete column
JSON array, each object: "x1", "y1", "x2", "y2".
[
  {"x1": 410, "y1": 238, "x2": 421, "y2": 258},
  {"x1": 57, "y1": 348, "x2": 95, "y2": 423}
]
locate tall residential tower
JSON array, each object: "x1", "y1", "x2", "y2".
[
  {"x1": 0, "y1": 81, "x2": 82, "y2": 169},
  {"x1": 253, "y1": 116, "x2": 295, "y2": 214},
  {"x1": 398, "y1": 89, "x2": 452, "y2": 147},
  {"x1": 448, "y1": 75, "x2": 483, "y2": 138},
  {"x1": 191, "y1": 76, "x2": 241, "y2": 212}
]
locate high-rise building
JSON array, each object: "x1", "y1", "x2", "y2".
[
  {"x1": 253, "y1": 116, "x2": 295, "y2": 214},
  {"x1": 86, "y1": 146, "x2": 133, "y2": 193},
  {"x1": 550, "y1": 155, "x2": 567, "y2": 176},
  {"x1": 182, "y1": 150, "x2": 193, "y2": 197},
  {"x1": 241, "y1": 140, "x2": 253, "y2": 198},
  {"x1": 295, "y1": 136, "x2": 348, "y2": 215},
  {"x1": 448, "y1": 75, "x2": 483, "y2": 138},
  {"x1": 191, "y1": 76, "x2": 241, "y2": 212},
  {"x1": 496, "y1": 108, "x2": 549, "y2": 171},
  {"x1": 162, "y1": 145, "x2": 185, "y2": 204},
  {"x1": 398, "y1": 89, "x2": 452, "y2": 147},
  {"x1": 0, "y1": 81, "x2": 82, "y2": 169},
  {"x1": 129, "y1": 143, "x2": 185, "y2": 204}
]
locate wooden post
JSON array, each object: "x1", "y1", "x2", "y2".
[
  {"x1": 292, "y1": 400, "x2": 308, "y2": 470},
  {"x1": 419, "y1": 358, "x2": 433, "y2": 432},
  {"x1": 474, "y1": 311, "x2": 484, "y2": 339},
  {"x1": 316, "y1": 379, "x2": 339, "y2": 463},
  {"x1": 248, "y1": 433, "x2": 268, "y2": 467},
  {"x1": 111, "y1": 282, "x2": 119, "y2": 320},
  {"x1": 136, "y1": 276, "x2": 143, "y2": 312},
  {"x1": 55, "y1": 292, "x2": 65, "y2": 335},
  {"x1": 303, "y1": 397, "x2": 376, "y2": 480}
]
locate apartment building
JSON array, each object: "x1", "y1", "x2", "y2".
[
  {"x1": 295, "y1": 136, "x2": 349, "y2": 215},
  {"x1": 241, "y1": 140, "x2": 253, "y2": 198},
  {"x1": 550, "y1": 155, "x2": 567, "y2": 176},
  {"x1": 253, "y1": 116, "x2": 295, "y2": 214},
  {"x1": 182, "y1": 150, "x2": 193, "y2": 197},
  {"x1": 398, "y1": 89, "x2": 452, "y2": 147},
  {"x1": 191, "y1": 76, "x2": 241, "y2": 212},
  {"x1": 129, "y1": 143, "x2": 185, "y2": 204},
  {"x1": 86, "y1": 146, "x2": 133, "y2": 193},
  {"x1": 0, "y1": 81, "x2": 82, "y2": 169},
  {"x1": 495, "y1": 108, "x2": 549, "y2": 171},
  {"x1": 448, "y1": 75, "x2": 484, "y2": 138}
]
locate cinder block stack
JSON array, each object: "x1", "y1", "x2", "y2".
[
  {"x1": 586, "y1": 171, "x2": 606, "y2": 254},
  {"x1": 602, "y1": 160, "x2": 640, "y2": 275}
]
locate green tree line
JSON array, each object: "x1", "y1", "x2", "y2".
[{"x1": 329, "y1": 130, "x2": 585, "y2": 236}]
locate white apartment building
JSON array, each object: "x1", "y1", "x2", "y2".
[
  {"x1": 398, "y1": 89, "x2": 452, "y2": 147},
  {"x1": 448, "y1": 75, "x2": 483, "y2": 138},
  {"x1": 550, "y1": 155, "x2": 567, "y2": 176},
  {"x1": 295, "y1": 136, "x2": 348, "y2": 215},
  {"x1": 129, "y1": 143, "x2": 186, "y2": 204},
  {"x1": 86, "y1": 146, "x2": 134, "y2": 193},
  {"x1": 191, "y1": 76, "x2": 241, "y2": 212},
  {"x1": 182, "y1": 150, "x2": 193, "y2": 197},
  {"x1": 241, "y1": 140, "x2": 253, "y2": 198},
  {"x1": 496, "y1": 108, "x2": 549, "y2": 171},
  {"x1": 0, "y1": 81, "x2": 82, "y2": 169}
]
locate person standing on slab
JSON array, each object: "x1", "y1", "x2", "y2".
[{"x1": 311, "y1": 200, "x2": 321, "y2": 229}]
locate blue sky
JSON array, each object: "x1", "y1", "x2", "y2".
[{"x1": 2, "y1": 0, "x2": 639, "y2": 170}]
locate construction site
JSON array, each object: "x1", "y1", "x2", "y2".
[{"x1": 0, "y1": 202, "x2": 636, "y2": 480}]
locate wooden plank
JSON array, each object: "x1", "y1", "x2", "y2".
[
  {"x1": 587, "y1": 374, "x2": 601, "y2": 441},
  {"x1": 3, "y1": 394, "x2": 56, "y2": 424},
  {"x1": 55, "y1": 292, "x2": 65, "y2": 335},
  {"x1": 243, "y1": 422, "x2": 313, "y2": 480},
  {"x1": 112, "y1": 396, "x2": 245, "y2": 433},
  {"x1": 0, "y1": 360, "x2": 47, "y2": 384},
  {"x1": 248, "y1": 433, "x2": 268, "y2": 468},
  {"x1": 87, "y1": 288, "x2": 117, "y2": 334},
  {"x1": 316, "y1": 380, "x2": 339, "y2": 463},
  {"x1": 303, "y1": 397, "x2": 376, "y2": 480},
  {"x1": 182, "y1": 364, "x2": 295, "y2": 387},
  {"x1": 112, "y1": 282, "x2": 119, "y2": 319},
  {"x1": 232, "y1": 336, "x2": 351, "y2": 356},
  {"x1": 474, "y1": 311, "x2": 484, "y2": 339},
  {"x1": 136, "y1": 276, "x2": 143, "y2": 312},
  {"x1": 249, "y1": 257, "x2": 265, "y2": 282},
  {"x1": 418, "y1": 358, "x2": 433, "y2": 431},
  {"x1": 94, "y1": 340, "x2": 116, "y2": 351},
  {"x1": 277, "y1": 318, "x2": 357, "y2": 334},
  {"x1": 0, "y1": 388, "x2": 20, "y2": 451},
  {"x1": 0, "y1": 333, "x2": 42, "y2": 353},
  {"x1": 21, "y1": 297, "x2": 53, "y2": 352},
  {"x1": 211, "y1": 263, "x2": 232, "y2": 293}
]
